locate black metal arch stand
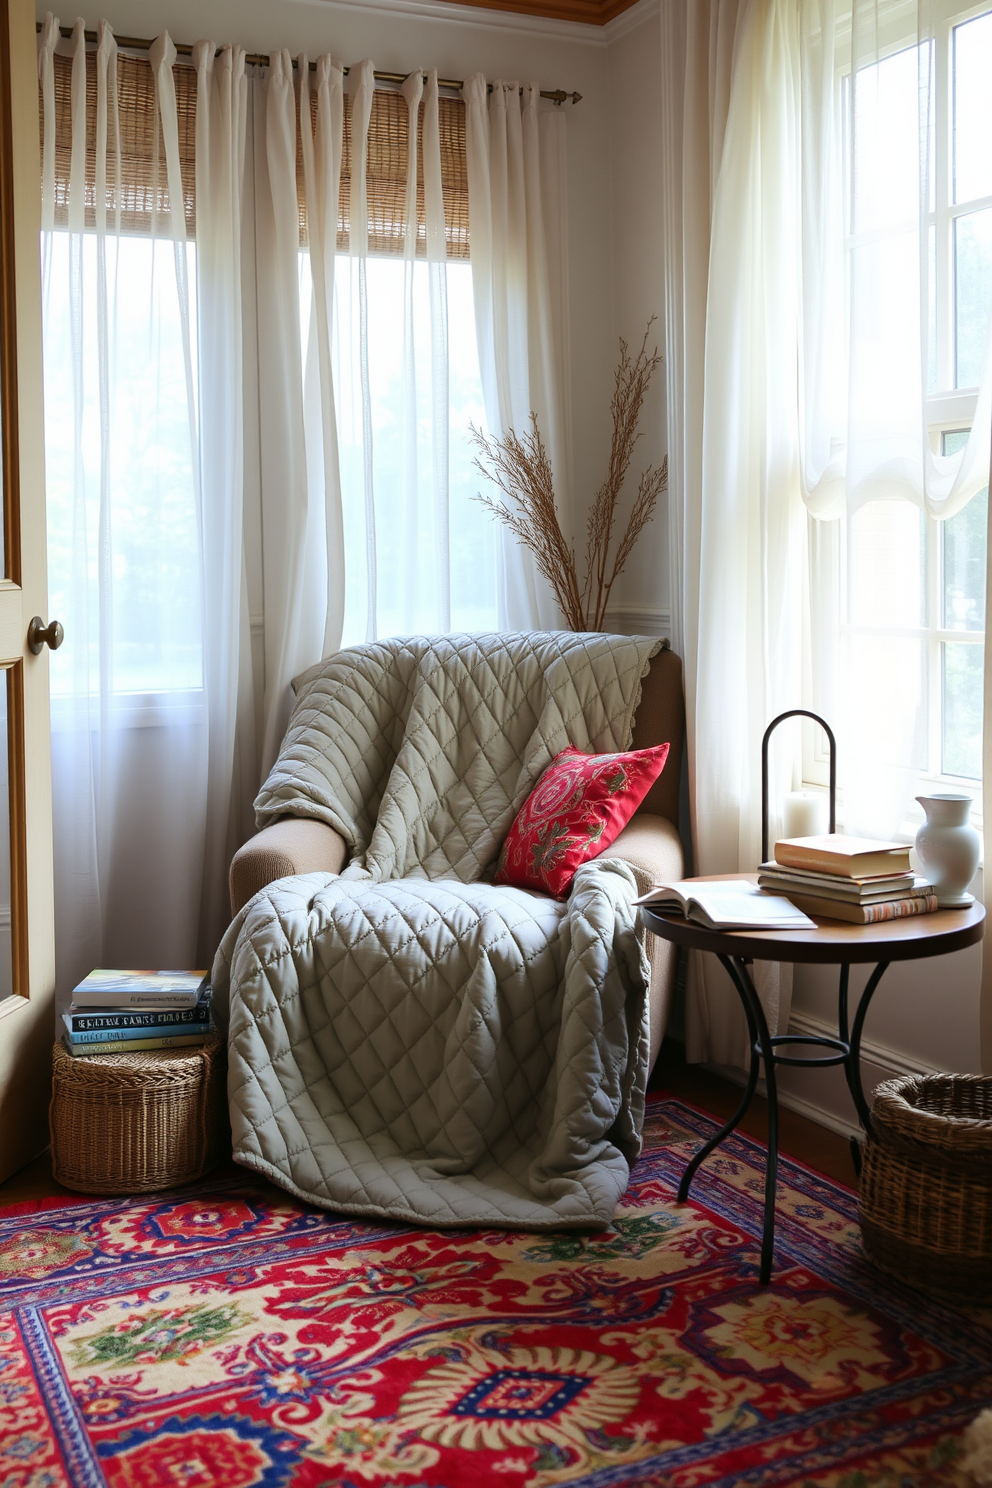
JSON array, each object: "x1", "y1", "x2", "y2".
[{"x1": 677, "y1": 953, "x2": 889, "y2": 1285}]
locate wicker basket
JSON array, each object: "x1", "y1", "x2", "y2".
[
  {"x1": 50, "y1": 1036, "x2": 227, "y2": 1195},
  {"x1": 858, "y1": 1073, "x2": 992, "y2": 1301}
]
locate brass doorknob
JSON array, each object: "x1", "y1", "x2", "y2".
[{"x1": 27, "y1": 617, "x2": 64, "y2": 655}]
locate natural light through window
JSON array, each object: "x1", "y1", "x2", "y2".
[
  {"x1": 315, "y1": 257, "x2": 496, "y2": 645},
  {"x1": 42, "y1": 233, "x2": 203, "y2": 699},
  {"x1": 833, "y1": 5, "x2": 992, "y2": 802}
]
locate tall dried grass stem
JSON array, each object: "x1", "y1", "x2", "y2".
[{"x1": 472, "y1": 320, "x2": 667, "y2": 632}]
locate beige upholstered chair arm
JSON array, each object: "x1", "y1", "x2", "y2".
[
  {"x1": 229, "y1": 818, "x2": 349, "y2": 916},
  {"x1": 609, "y1": 811, "x2": 684, "y2": 885},
  {"x1": 606, "y1": 812, "x2": 685, "y2": 1073}
]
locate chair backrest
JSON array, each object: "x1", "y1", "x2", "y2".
[{"x1": 630, "y1": 646, "x2": 684, "y2": 829}]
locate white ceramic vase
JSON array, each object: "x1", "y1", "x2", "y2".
[{"x1": 914, "y1": 794, "x2": 980, "y2": 908}]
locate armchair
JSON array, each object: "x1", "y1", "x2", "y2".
[{"x1": 229, "y1": 644, "x2": 685, "y2": 1072}]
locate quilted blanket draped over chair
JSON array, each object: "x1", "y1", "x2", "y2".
[{"x1": 211, "y1": 631, "x2": 665, "y2": 1228}]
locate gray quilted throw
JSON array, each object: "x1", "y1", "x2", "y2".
[{"x1": 211, "y1": 630, "x2": 664, "y2": 1229}]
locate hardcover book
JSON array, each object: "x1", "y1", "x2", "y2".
[
  {"x1": 70, "y1": 969, "x2": 209, "y2": 1009},
  {"x1": 60, "y1": 1030, "x2": 212, "y2": 1057},
  {"x1": 773, "y1": 835, "x2": 912, "y2": 879},
  {"x1": 62, "y1": 1014, "x2": 213, "y2": 1046},
  {"x1": 65, "y1": 997, "x2": 211, "y2": 1034},
  {"x1": 757, "y1": 868, "x2": 932, "y2": 905},
  {"x1": 774, "y1": 891, "x2": 939, "y2": 924}
]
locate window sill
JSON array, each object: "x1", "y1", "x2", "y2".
[{"x1": 50, "y1": 689, "x2": 207, "y2": 733}]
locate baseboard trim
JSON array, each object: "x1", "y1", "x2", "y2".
[
  {"x1": 788, "y1": 1010, "x2": 934, "y2": 1083},
  {"x1": 698, "y1": 1012, "x2": 936, "y2": 1145}
]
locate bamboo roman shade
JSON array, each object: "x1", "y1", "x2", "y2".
[
  {"x1": 296, "y1": 87, "x2": 469, "y2": 258},
  {"x1": 43, "y1": 51, "x2": 197, "y2": 234},
  {"x1": 42, "y1": 50, "x2": 470, "y2": 257}
]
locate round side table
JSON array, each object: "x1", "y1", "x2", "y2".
[{"x1": 641, "y1": 876, "x2": 984, "y2": 1284}]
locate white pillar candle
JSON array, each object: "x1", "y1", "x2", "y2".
[{"x1": 782, "y1": 790, "x2": 828, "y2": 840}]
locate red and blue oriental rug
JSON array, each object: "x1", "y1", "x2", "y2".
[{"x1": 0, "y1": 1097, "x2": 988, "y2": 1486}]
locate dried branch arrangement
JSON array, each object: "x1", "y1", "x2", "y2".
[{"x1": 471, "y1": 322, "x2": 668, "y2": 632}]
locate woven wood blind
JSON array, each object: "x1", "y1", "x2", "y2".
[
  {"x1": 42, "y1": 50, "x2": 197, "y2": 235},
  {"x1": 297, "y1": 87, "x2": 469, "y2": 259},
  {"x1": 42, "y1": 51, "x2": 470, "y2": 258}
]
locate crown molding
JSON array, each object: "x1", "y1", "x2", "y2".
[
  {"x1": 431, "y1": 0, "x2": 643, "y2": 26},
  {"x1": 289, "y1": 0, "x2": 609, "y2": 42},
  {"x1": 602, "y1": 0, "x2": 660, "y2": 40}
]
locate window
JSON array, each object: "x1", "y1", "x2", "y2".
[
  {"x1": 41, "y1": 47, "x2": 495, "y2": 708},
  {"x1": 808, "y1": 3, "x2": 992, "y2": 821},
  {"x1": 43, "y1": 234, "x2": 203, "y2": 701},
  {"x1": 42, "y1": 50, "x2": 202, "y2": 703}
]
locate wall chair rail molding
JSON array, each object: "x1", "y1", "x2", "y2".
[{"x1": 602, "y1": 604, "x2": 671, "y2": 640}]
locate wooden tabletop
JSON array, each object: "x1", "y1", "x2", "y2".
[{"x1": 639, "y1": 873, "x2": 985, "y2": 964}]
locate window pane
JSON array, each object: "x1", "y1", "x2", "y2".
[
  {"x1": 43, "y1": 235, "x2": 203, "y2": 696},
  {"x1": 942, "y1": 640, "x2": 983, "y2": 778},
  {"x1": 954, "y1": 11, "x2": 992, "y2": 204},
  {"x1": 941, "y1": 429, "x2": 987, "y2": 634},
  {"x1": 329, "y1": 256, "x2": 496, "y2": 645},
  {"x1": 849, "y1": 500, "x2": 924, "y2": 628},
  {"x1": 942, "y1": 484, "x2": 987, "y2": 631},
  {"x1": 928, "y1": 223, "x2": 937, "y2": 394},
  {"x1": 851, "y1": 44, "x2": 922, "y2": 234},
  {"x1": 955, "y1": 207, "x2": 992, "y2": 388}
]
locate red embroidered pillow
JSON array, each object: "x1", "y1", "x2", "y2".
[{"x1": 494, "y1": 742, "x2": 670, "y2": 899}]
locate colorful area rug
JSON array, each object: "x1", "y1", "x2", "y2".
[{"x1": 1, "y1": 1096, "x2": 989, "y2": 1487}]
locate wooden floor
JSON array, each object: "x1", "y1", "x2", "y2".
[
  {"x1": 649, "y1": 1041, "x2": 857, "y2": 1187},
  {"x1": 0, "y1": 1039, "x2": 857, "y2": 1209}
]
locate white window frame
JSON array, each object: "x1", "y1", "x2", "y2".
[{"x1": 804, "y1": 0, "x2": 991, "y2": 837}]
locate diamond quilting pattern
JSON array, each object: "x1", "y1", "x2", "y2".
[{"x1": 213, "y1": 633, "x2": 662, "y2": 1229}]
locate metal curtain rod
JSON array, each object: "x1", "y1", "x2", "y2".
[{"x1": 38, "y1": 23, "x2": 583, "y2": 106}]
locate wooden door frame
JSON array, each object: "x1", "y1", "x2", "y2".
[{"x1": 0, "y1": 0, "x2": 58, "y2": 1183}]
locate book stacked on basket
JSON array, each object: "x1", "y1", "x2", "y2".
[
  {"x1": 759, "y1": 835, "x2": 937, "y2": 924},
  {"x1": 62, "y1": 970, "x2": 211, "y2": 1058}
]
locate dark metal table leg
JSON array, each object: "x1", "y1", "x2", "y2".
[
  {"x1": 836, "y1": 964, "x2": 863, "y2": 1174},
  {"x1": 677, "y1": 953, "x2": 780, "y2": 1284},
  {"x1": 847, "y1": 961, "x2": 890, "y2": 1138},
  {"x1": 746, "y1": 977, "x2": 779, "y2": 1285},
  {"x1": 677, "y1": 954, "x2": 760, "y2": 1203}
]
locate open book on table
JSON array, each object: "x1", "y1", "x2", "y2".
[{"x1": 633, "y1": 878, "x2": 817, "y2": 931}]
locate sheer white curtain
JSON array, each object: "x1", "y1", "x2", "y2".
[
  {"x1": 253, "y1": 49, "x2": 331, "y2": 774},
  {"x1": 38, "y1": 32, "x2": 570, "y2": 1001},
  {"x1": 661, "y1": 0, "x2": 800, "y2": 1066},
  {"x1": 38, "y1": 18, "x2": 252, "y2": 1003},
  {"x1": 801, "y1": 0, "x2": 992, "y2": 833},
  {"x1": 800, "y1": 0, "x2": 992, "y2": 1067},
  {"x1": 254, "y1": 57, "x2": 495, "y2": 768},
  {"x1": 664, "y1": 0, "x2": 992, "y2": 1066},
  {"x1": 464, "y1": 75, "x2": 570, "y2": 630}
]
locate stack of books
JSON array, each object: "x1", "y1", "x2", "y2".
[
  {"x1": 62, "y1": 970, "x2": 212, "y2": 1058},
  {"x1": 758, "y1": 835, "x2": 938, "y2": 924}
]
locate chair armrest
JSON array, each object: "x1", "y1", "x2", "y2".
[
  {"x1": 606, "y1": 813, "x2": 685, "y2": 1073},
  {"x1": 609, "y1": 812, "x2": 684, "y2": 886},
  {"x1": 229, "y1": 818, "x2": 349, "y2": 916}
]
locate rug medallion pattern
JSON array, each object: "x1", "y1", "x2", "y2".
[{"x1": 0, "y1": 1098, "x2": 988, "y2": 1486}]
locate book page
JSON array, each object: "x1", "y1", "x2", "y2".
[{"x1": 637, "y1": 880, "x2": 815, "y2": 929}]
